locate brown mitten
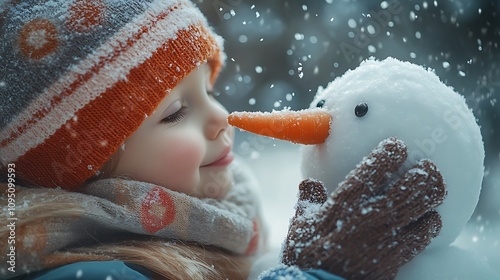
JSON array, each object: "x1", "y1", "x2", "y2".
[{"x1": 281, "y1": 137, "x2": 447, "y2": 280}]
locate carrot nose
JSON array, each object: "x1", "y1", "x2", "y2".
[{"x1": 228, "y1": 109, "x2": 332, "y2": 145}]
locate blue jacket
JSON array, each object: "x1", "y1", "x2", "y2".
[
  {"x1": 11, "y1": 261, "x2": 345, "y2": 280},
  {"x1": 10, "y1": 261, "x2": 151, "y2": 280},
  {"x1": 259, "y1": 265, "x2": 345, "y2": 280}
]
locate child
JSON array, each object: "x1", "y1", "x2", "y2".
[
  {"x1": 0, "y1": 0, "x2": 445, "y2": 279},
  {"x1": 1, "y1": 0, "x2": 263, "y2": 278}
]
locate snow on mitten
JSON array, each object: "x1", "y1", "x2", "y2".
[{"x1": 281, "y1": 137, "x2": 447, "y2": 280}]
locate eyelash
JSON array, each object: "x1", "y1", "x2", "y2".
[
  {"x1": 160, "y1": 107, "x2": 188, "y2": 124},
  {"x1": 160, "y1": 89, "x2": 215, "y2": 124}
]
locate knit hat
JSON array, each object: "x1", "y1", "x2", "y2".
[{"x1": 0, "y1": 0, "x2": 225, "y2": 190}]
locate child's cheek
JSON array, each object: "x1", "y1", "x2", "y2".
[{"x1": 154, "y1": 136, "x2": 203, "y2": 190}]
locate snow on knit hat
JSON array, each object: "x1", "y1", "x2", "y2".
[{"x1": 0, "y1": 0, "x2": 224, "y2": 190}]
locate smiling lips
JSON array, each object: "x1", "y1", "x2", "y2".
[{"x1": 203, "y1": 147, "x2": 234, "y2": 167}]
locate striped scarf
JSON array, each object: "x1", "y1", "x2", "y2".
[{"x1": 0, "y1": 160, "x2": 265, "y2": 278}]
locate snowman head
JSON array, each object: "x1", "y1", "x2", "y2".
[{"x1": 229, "y1": 57, "x2": 485, "y2": 248}]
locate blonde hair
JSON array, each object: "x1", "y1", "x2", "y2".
[{"x1": 77, "y1": 240, "x2": 251, "y2": 279}]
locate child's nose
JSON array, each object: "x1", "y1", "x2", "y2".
[{"x1": 204, "y1": 101, "x2": 229, "y2": 140}]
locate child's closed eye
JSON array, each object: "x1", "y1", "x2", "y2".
[{"x1": 160, "y1": 106, "x2": 188, "y2": 124}]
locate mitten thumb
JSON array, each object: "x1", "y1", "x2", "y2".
[
  {"x1": 296, "y1": 179, "x2": 328, "y2": 215},
  {"x1": 282, "y1": 179, "x2": 327, "y2": 265}
]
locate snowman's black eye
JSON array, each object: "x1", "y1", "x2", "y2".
[
  {"x1": 316, "y1": 99, "x2": 326, "y2": 108},
  {"x1": 355, "y1": 103, "x2": 369, "y2": 117}
]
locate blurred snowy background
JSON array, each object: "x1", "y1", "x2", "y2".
[{"x1": 196, "y1": 0, "x2": 499, "y2": 271}]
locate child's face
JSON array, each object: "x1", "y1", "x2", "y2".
[{"x1": 113, "y1": 64, "x2": 235, "y2": 199}]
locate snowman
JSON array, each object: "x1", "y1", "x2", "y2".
[{"x1": 229, "y1": 57, "x2": 498, "y2": 279}]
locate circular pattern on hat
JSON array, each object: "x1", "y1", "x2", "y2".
[
  {"x1": 66, "y1": 0, "x2": 105, "y2": 33},
  {"x1": 18, "y1": 19, "x2": 59, "y2": 60}
]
